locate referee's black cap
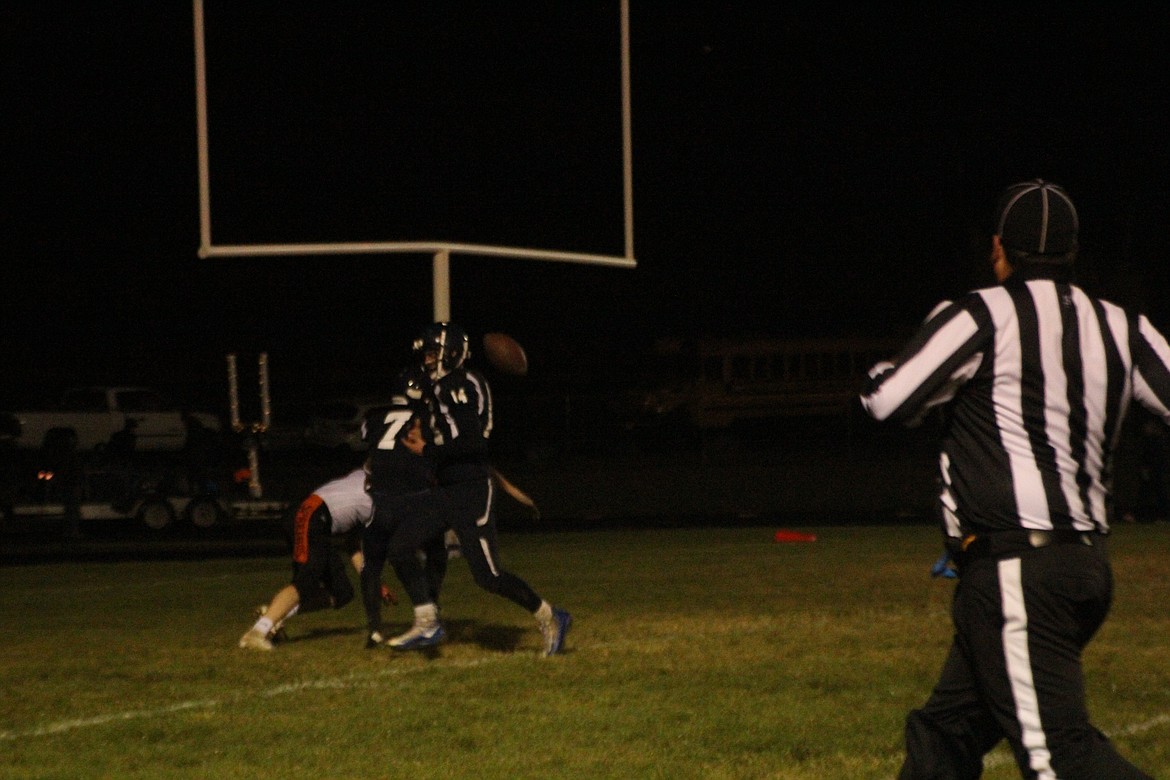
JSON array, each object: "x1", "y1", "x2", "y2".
[{"x1": 995, "y1": 179, "x2": 1079, "y2": 255}]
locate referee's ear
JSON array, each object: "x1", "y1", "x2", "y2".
[{"x1": 990, "y1": 235, "x2": 1013, "y2": 282}]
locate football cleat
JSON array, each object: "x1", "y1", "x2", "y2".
[
  {"x1": 540, "y1": 607, "x2": 572, "y2": 657},
  {"x1": 238, "y1": 628, "x2": 273, "y2": 651},
  {"x1": 388, "y1": 622, "x2": 446, "y2": 651},
  {"x1": 930, "y1": 551, "x2": 958, "y2": 579},
  {"x1": 254, "y1": 604, "x2": 289, "y2": 643}
]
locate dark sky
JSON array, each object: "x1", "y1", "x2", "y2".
[{"x1": 4, "y1": 3, "x2": 1170, "y2": 408}]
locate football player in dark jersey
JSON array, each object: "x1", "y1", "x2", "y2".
[
  {"x1": 357, "y1": 376, "x2": 442, "y2": 648},
  {"x1": 383, "y1": 323, "x2": 571, "y2": 656}
]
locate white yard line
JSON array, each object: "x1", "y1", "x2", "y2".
[
  {"x1": 1, "y1": 700, "x2": 221, "y2": 739},
  {"x1": 5, "y1": 645, "x2": 1165, "y2": 767},
  {"x1": 1112, "y1": 712, "x2": 1170, "y2": 737},
  {"x1": 0, "y1": 652, "x2": 506, "y2": 742},
  {"x1": 981, "y1": 713, "x2": 1170, "y2": 769}
]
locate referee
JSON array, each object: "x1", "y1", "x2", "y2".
[{"x1": 861, "y1": 180, "x2": 1162, "y2": 779}]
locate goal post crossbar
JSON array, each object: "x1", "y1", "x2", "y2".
[
  {"x1": 192, "y1": 0, "x2": 636, "y2": 322},
  {"x1": 198, "y1": 241, "x2": 636, "y2": 269}
]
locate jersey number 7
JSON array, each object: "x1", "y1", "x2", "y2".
[{"x1": 375, "y1": 410, "x2": 416, "y2": 450}]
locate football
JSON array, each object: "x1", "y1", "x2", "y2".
[{"x1": 482, "y1": 332, "x2": 529, "y2": 376}]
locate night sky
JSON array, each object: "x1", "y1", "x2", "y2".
[{"x1": 5, "y1": 3, "x2": 1170, "y2": 410}]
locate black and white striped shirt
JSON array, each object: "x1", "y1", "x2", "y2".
[{"x1": 861, "y1": 276, "x2": 1170, "y2": 539}]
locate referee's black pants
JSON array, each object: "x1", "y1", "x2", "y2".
[{"x1": 899, "y1": 540, "x2": 1152, "y2": 779}]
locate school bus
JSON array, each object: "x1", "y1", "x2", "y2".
[{"x1": 629, "y1": 335, "x2": 906, "y2": 431}]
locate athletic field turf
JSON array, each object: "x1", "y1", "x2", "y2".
[{"x1": 2, "y1": 524, "x2": 1168, "y2": 778}]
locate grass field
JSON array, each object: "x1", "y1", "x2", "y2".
[{"x1": 1, "y1": 523, "x2": 1168, "y2": 779}]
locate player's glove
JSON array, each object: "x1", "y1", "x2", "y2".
[
  {"x1": 380, "y1": 583, "x2": 398, "y2": 606},
  {"x1": 365, "y1": 630, "x2": 385, "y2": 649}
]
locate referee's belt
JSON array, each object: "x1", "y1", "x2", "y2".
[{"x1": 958, "y1": 529, "x2": 1099, "y2": 562}]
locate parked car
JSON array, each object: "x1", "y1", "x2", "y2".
[
  {"x1": 302, "y1": 396, "x2": 390, "y2": 451},
  {"x1": 2, "y1": 386, "x2": 222, "y2": 452}
]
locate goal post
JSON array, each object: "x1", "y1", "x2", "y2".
[{"x1": 192, "y1": 0, "x2": 636, "y2": 322}]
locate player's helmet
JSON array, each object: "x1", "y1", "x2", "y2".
[
  {"x1": 395, "y1": 365, "x2": 429, "y2": 400},
  {"x1": 413, "y1": 322, "x2": 470, "y2": 380}
]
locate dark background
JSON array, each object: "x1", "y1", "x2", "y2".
[{"x1": 4, "y1": 3, "x2": 1170, "y2": 414}]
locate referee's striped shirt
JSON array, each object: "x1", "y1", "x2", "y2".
[{"x1": 860, "y1": 276, "x2": 1170, "y2": 539}]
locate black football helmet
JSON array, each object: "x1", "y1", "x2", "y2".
[
  {"x1": 395, "y1": 365, "x2": 430, "y2": 400},
  {"x1": 412, "y1": 322, "x2": 470, "y2": 380}
]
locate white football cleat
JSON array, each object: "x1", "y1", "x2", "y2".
[
  {"x1": 238, "y1": 628, "x2": 274, "y2": 651},
  {"x1": 540, "y1": 607, "x2": 572, "y2": 657},
  {"x1": 388, "y1": 622, "x2": 446, "y2": 651},
  {"x1": 253, "y1": 604, "x2": 288, "y2": 643}
]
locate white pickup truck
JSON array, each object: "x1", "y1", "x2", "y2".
[{"x1": 2, "y1": 386, "x2": 222, "y2": 452}]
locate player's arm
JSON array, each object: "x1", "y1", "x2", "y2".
[
  {"x1": 860, "y1": 297, "x2": 990, "y2": 424},
  {"x1": 342, "y1": 527, "x2": 364, "y2": 574},
  {"x1": 400, "y1": 417, "x2": 426, "y2": 455},
  {"x1": 1131, "y1": 313, "x2": 1170, "y2": 423},
  {"x1": 425, "y1": 373, "x2": 490, "y2": 462},
  {"x1": 359, "y1": 529, "x2": 389, "y2": 646},
  {"x1": 349, "y1": 527, "x2": 388, "y2": 645}
]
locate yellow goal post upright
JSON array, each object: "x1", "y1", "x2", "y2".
[{"x1": 191, "y1": 0, "x2": 637, "y2": 323}]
